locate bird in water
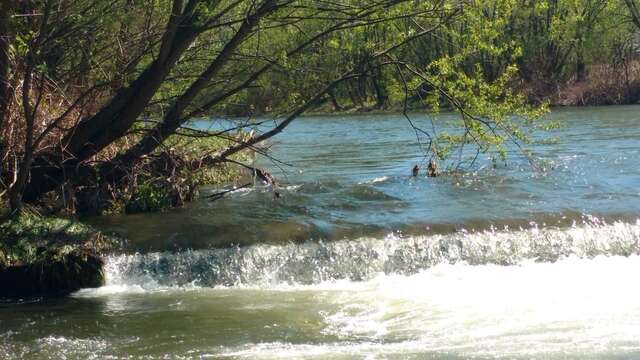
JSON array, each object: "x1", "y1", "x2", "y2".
[{"x1": 427, "y1": 159, "x2": 438, "y2": 177}]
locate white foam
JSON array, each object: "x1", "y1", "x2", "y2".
[
  {"x1": 94, "y1": 220, "x2": 640, "y2": 292},
  {"x1": 73, "y1": 284, "x2": 148, "y2": 297},
  {"x1": 65, "y1": 228, "x2": 640, "y2": 358},
  {"x1": 358, "y1": 176, "x2": 389, "y2": 185},
  {"x1": 215, "y1": 255, "x2": 640, "y2": 359}
]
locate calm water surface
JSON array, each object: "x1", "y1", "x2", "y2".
[{"x1": 1, "y1": 106, "x2": 640, "y2": 359}]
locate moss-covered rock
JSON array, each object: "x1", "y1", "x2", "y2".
[
  {"x1": 0, "y1": 248, "x2": 104, "y2": 297},
  {"x1": 0, "y1": 212, "x2": 118, "y2": 298}
]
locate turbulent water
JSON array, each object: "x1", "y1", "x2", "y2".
[{"x1": 2, "y1": 106, "x2": 640, "y2": 359}]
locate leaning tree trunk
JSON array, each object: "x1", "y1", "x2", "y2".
[
  {"x1": 22, "y1": 2, "x2": 201, "y2": 202},
  {"x1": 23, "y1": 0, "x2": 281, "y2": 202},
  {"x1": 110, "y1": 0, "x2": 278, "y2": 169}
]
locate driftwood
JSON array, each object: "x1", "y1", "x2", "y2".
[
  {"x1": 205, "y1": 182, "x2": 252, "y2": 201},
  {"x1": 207, "y1": 159, "x2": 280, "y2": 201},
  {"x1": 223, "y1": 159, "x2": 278, "y2": 186}
]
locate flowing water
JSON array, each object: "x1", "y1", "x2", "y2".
[{"x1": 2, "y1": 106, "x2": 640, "y2": 359}]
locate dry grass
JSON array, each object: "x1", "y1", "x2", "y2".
[
  {"x1": 555, "y1": 61, "x2": 640, "y2": 106},
  {"x1": 521, "y1": 61, "x2": 640, "y2": 107},
  {"x1": 1, "y1": 71, "x2": 110, "y2": 204}
]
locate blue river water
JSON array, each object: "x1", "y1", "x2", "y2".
[{"x1": 1, "y1": 106, "x2": 640, "y2": 359}]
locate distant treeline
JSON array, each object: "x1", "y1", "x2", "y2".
[{"x1": 231, "y1": 0, "x2": 640, "y2": 115}]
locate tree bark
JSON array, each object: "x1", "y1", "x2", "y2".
[
  {"x1": 328, "y1": 88, "x2": 342, "y2": 111},
  {"x1": 9, "y1": 0, "x2": 54, "y2": 213},
  {"x1": 625, "y1": 0, "x2": 640, "y2": 30},
  {"x1": 371, "y1": 66, "x2": 388, "y2": 109},
  {"x1": 576, "y1": 53, "x2": 586, "y2": 82},
  {"x1": 0, "y1": 0, "x2": 12, "y2": 132}
]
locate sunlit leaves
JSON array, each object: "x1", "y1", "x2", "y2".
[{"x1": 407, "y1": 0, "x2": 550, "y2": 163}]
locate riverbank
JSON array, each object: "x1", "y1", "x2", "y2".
[
  {"x1": 521, "y1": 63, "x2": 640, "y2": 107},
  {"x1": 0, "y1": 212, "x2": 121, "y2": 298},
  {"x1": 246, "y1": 64, "x2": 640, "y2": 118},
  {"x1": 0, "y1": 134, "x2": 258, "y2": 297}
]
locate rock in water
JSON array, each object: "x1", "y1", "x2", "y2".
[{"x1": 0, "y1": 249, "x2": 104, "y2": 298}]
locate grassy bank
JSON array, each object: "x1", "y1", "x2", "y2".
[
  {"x1": 58, "y1": 131, "x2": 255, "y2": 215},
  {"x1": 0, "y1": 132, "x2": 255, "y2": 296},
  {"x1": 0, "y1": 211, "x2": 120, "y2": 297}
]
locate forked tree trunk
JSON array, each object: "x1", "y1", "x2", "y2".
[
  {"x1": 23, "y1": 0, "x2": 280, "y2": 202},
  {"x1": 22, "y1": 3, "x2": 200, "y2": 201}
]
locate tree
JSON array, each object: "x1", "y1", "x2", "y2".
[
  {"x1": 0, "y1": 0, "x2": 14, "y2": 189},
  {"x1": 1, "y1": 0, "x2": 547, "y2": 215}
]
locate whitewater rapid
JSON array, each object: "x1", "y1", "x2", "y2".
[
  {"x1": 0, "y1": 220, "x2": 631, "y2": 359},
  {"x1": 215, "y1": 255, "x2": 640, "y2": 359},
  {"x1": 94, "y1": 219, "x2": 640, "y2": 291}
]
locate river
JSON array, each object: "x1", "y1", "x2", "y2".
[{"x1": 1, "y1": 106, "x2": 640, "y2": 359}]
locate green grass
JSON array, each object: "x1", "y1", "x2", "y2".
[{"x1": 0, "y1": 211, "x2": 118, "y2": 268}]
